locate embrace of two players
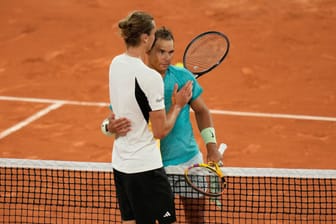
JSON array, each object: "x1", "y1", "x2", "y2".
[{"x1": 105, "y1": 15, "x2": 229, "y2": 223}]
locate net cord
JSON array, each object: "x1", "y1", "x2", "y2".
[{"x1": 1, "y1": 158, "x2": 335, "y2": 179}]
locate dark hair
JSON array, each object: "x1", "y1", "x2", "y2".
[
  {"x1": 152, "y1": 26, "x2": 174, "y2": 48},
  {"x1": 118, "y1": 11, "x2": 154, "y2": 47}
]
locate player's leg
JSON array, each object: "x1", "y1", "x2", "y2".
[
  {"x1": 113, "y1": 169, "x2": 136, "y2": 223},
  {"x1": 167, "y1": 152, "x2": 206, "y2": 223},
  {"x1": 181, "y1": 196, "x2": 206, "y2": 223},
  {"x1": 125, "y1": 168, "x2": 177, "y2": 224},
  {"x1": 122, "y1": 221, "x2": 136, "y2": 224},
  {"x1": 150, "y1": 168, "x2": 177, "y2": 224}
]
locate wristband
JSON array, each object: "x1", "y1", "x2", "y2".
[
  {"x1": 101, "y1": 118, "x2": 114, "y2": 137},
  {"x1": 201, "y1": 127, "x2": 217, "y2": 144}
]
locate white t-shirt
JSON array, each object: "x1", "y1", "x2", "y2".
[{"x1": 109, "y1": 53, "x2": 164, "y2": 173}]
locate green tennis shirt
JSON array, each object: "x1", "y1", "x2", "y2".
[{"x1": 161, "y1": 65, "x2": 203, "y2": 166}]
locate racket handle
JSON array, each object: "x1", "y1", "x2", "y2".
[{"x1": 218, "y1": 143, "x2": 227, "y2": 155}]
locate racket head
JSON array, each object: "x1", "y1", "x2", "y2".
[
  {"x1": 182, "y1": 31, "x2": 230, "y2": 79},
  {"x1": 184, "y1": 163, "x2": 226, "y2": 197}
]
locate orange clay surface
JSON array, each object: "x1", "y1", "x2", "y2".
[{"x1": 0, "y1": 0, "x2": 335, "y2": 169}]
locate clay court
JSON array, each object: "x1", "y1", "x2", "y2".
[
  {"x1": 1, "y1": 1, "x2": 336, "y2": 223},
  {"x1": 1, "y1": 0, "x2": 336, "y2": 169}
]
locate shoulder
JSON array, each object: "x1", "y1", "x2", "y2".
[
  {"x1": 137, "y1": 66, "x2": 163, "y2": 87},
  {"x1": 167, "y1": 65, "x2": 196, "y2": 82},
  {"x1": 110, "y1": 54, "x2": 127, "y2": 68},
  {"x1": 167, "y1": 65, "x2": 203, "y2": 100},
  {"x1": 168, "y1": 65, "x2": 194, "y2": 77},
  {"x1": 111, "y1": 54, "x2": 124, "y2": 62},
  {"x1": 144, "y1": 66, "x2": 163, "y2": 81}
]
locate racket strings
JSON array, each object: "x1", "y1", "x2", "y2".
[
  {"x1": 185, "y1": 166, "x2": 225, "y2": 196},
  {"x1": 184, "y1": 34, "x2": 229, "y2": 74}
]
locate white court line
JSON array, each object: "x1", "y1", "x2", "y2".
[
  {"x1": 0, "y1": 102, "x2": 64, "y2": 139},
  {"x1": 0, "y1": 96, "x2": 108, "y2": 107},
  {"x1": 1, "y1": 95, "x2": 336, "y2": 122},
  {"x1": 210, "y1": 109, "x2": 336, "y2": 122}
]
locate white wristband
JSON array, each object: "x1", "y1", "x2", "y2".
[
  {"x1": 200, "y1": 127, "x2": 217, "y2": 144},
  {"x1": 101, "y1": 118, "x2": 114, "y2": 137}
]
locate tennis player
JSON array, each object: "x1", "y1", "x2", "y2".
[
  {"x1": 148, "y1": 27, "x2": 222, "y2": 223},
  {"x1": 109, "y1": 12, "x2": 192, "y2": 224},
  {"x1": 107, "y1": 27, "x2": 222, "y2": 224}
]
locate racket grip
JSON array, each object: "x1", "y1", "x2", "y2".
[{"x1": 218, "y1": 143, "x2": 227, "y2": 155}]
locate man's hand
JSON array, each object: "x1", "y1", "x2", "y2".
[
  {"x1": 107, "y1": 112, "x2": 131, "y2": 137},
  {"x1": 206, "y1": 143, "x2": 223, "y2": 164},
  {"x1": 172, "y1": 81, "x2": 193, "y2": 108}
]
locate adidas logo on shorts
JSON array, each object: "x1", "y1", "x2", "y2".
[{"x1": 163, "y1": 211, "x2": 171, "y2": 218}]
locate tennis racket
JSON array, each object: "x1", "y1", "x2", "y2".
[
  {"x1": 182, "y1": 31, "x2": 230, "y2": 79},
  {"x1": 184, "y1": 143, "x2": 228, "y2": 197}
]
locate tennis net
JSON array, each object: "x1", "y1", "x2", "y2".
[{"x1": 0, "y1": 158, "x2": 335, "y2": 224}]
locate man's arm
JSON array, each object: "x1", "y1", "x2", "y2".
[
  {"x1": 106, "y1": 81, "x2": 192, "y2": 138},
  {"x1": 150, "y1": 81, "x2": 193, "y2": 139},
  {"x1": 190, "y1": 96, "x2": 222, "y2": 163}
]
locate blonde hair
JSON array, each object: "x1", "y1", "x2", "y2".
[{"x1": 118, "y1": 11, "x2": 154, "y2": 47}]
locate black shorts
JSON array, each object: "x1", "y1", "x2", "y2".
[{"x1": 113, "y1": 167, "x2": 176, "y2": 224}]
